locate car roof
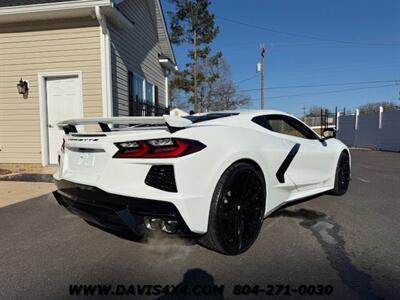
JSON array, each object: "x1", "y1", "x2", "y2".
[
  {"x1": 187, "y1": 109, "x2": 320, "y2": 137},
  {"x1": 238, "y1": 109, "x2": 291, "y2": 116},
  {"x1": 186, "y1": 109, "x2": 298, "y2": 127}
]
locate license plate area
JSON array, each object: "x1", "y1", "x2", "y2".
[
  {"x1": 63, "y1": 147, "x2": 108, "y2": 183},
  {"x1": 70, "y1": 151, "x2": 95, "y2": 168}
]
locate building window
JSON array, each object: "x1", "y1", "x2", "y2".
[
  {"x1": 128, "y1": 72, "x2": 163, "y2": 116},
  {"x1": 145, "y1": 81, "x2": 154, "y2": 103},
  {"x1": 134, "y1": 75, "x2": 144, "y2": 102}
]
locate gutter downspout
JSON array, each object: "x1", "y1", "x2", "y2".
[
  {"x1": 95, "y1": 6, "x2": 113, "y2": 117},
  {"x1": 165, "y1": 71, "x2": 169, "y2": 109}
]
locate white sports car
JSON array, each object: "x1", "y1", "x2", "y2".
[{"x1": 53, "y1": 110, "x2": 350, "y2": 255}]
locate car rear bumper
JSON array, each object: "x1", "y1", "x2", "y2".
[{"x1": 54, "y1": 179, "x2": 197, "y2": 237}]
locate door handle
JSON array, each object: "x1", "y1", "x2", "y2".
[{"x1": 48, "y1": 124, "x2": 53, "y2": 128}]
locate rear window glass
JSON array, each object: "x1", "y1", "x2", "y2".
[{"x1": 184, "y1": 113, "x2": 239, "y2": 123}]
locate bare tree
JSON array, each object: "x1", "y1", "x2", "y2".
[
  {"x1": 199, "y1": 55, "x2": 250, "y2": 111},
  {"x1": 169, "y1": 83, "x2": 192, "y2": 111},
  {"x1": 305, "y1": 106, "x2": 329, "y2": 117},
  {"x1": 170, "y1": 53, "x2": 250, "y2": 112},
  {"x1": 358, "y1": 101, "x2": 399, "y2": 114}
]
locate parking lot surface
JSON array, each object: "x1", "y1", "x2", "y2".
[{"x1": 0, "y1": 150, "x2": 399, "y2": 299}]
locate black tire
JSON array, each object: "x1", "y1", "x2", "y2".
[
  {"x1": 199, "y1": 162, "x2": 266, "y2": 255},
  {"x1": 330, "y1": 151, "x2": 351, "y2": 196}
]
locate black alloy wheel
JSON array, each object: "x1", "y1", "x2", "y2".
[
  {"x1": 199, "y1": 162, "x2": 266, "y2": 255},
  {"x1": 331, "y1": 152, "x2": 351, "y2": 195}
]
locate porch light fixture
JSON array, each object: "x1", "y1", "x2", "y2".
[{"x1": 17, "y1": 78, "x2": 29, "y2": 96}]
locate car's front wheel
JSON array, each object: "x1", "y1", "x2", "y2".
[
  {"x1": 199, "y1": 162, "x2": 266, "y2": 255},
  {"x1": 330, "y1": 151, "x2": 351, "y2": 195}
]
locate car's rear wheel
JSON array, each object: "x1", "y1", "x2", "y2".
[
  {"x1": 199, "y1": 162, "x2": 266, "y2": 255},
  {"x1": 330, "y1": 151, "x2": 351, "y2": 196}
]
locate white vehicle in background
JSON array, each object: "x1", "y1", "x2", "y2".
[{"x1": 53, "y1": 110, "x2": 350, "y2": 255}]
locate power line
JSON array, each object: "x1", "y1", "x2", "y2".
[
  {"x1": 234, "y1": 74, "x2": 258, "y2": 84},
  {"x1": 170, "y1": 80, "x2": 400, "y2": 101},
  {"x1": 250, "y1": 83, "x2": 399, "y2": 101},
  {"x1": 240, "y1": 79, "x2": 400, "y2": 93},
  {"x1": 218, "y1": 16, "x2": 400, "y2": 47}
]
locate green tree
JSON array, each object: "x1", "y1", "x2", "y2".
[{"x1": 168, "y1": 0, "x2": 219, "y2": 112}]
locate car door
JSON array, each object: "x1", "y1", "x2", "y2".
[{"x1": 263, "y1": 115, "x2": 335, "y2": 191}]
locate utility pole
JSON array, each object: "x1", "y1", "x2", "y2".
[
  {"x1": 193, "y1": 5, "x2": 199, "y2": 112},
  {"x1": 260, "y1": 44, "x2": 266, "y2": 109},
  {"x1": 302, "y1": 104, "x2": 306, "y2": 119}
]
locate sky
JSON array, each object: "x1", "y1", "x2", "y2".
[{"x1": 162, "y1": 0, "x2": 400, "y2": 117}]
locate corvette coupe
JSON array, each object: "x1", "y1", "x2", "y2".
[{"x1": 53, "y1": 110, "x2": 350, "y2": 255}]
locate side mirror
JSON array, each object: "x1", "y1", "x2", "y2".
[{"x1": 322, "y1": 128, "x2": 336, "y2": 139}]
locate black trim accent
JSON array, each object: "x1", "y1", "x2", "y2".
[
  {"x1": 53, "y1": 180, "x2": 195, "y2": 236},
  {"x1": 165, "y1": 123, "x2": 185, "y2": 133},
  {"x1": 63, "y1": 125, "x2": 77, "y2": 134},
  {"x1": 183, "y1": 112, "x2": 239, "y2": 124},
  {"x1": 99, "y1": 122, "x2": 111, "y2": 132},
  {"x1": 276, "y1": 143, "x2": 300, "y2": 183},
  {"x1": 71, "y1": 134, "x2": 106, "y2": 137},
  {"x1": 145, "y1": 165, "x2": 177, "y2": 193},
  {"x1": 65, "y1": 147, "x2": 105, "y2": 153}
]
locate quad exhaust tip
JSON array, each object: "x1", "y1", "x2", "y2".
[{"x1": 144, "y1": 217, "x2": 178, "y2": 234}]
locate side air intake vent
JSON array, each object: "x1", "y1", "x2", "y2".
[{"x1": 145, "y1": 165, "x2": 177, "y2": 193}]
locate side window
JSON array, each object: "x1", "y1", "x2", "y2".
[
  {"x1": 268, "y1": 118, "x2": 308, "y2": 139},
  {"x1": 282, "y1": 116, "x2": 319, "y2": 140},
  {"x1": 252, "y1": 115, "x2": 319, "y2": 140}
]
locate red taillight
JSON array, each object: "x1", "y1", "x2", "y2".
[{"x1": 113, "y1": 138, "x2": 206, "y2": 159}]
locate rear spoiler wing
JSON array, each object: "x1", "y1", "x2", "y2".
[{"x1": 57, "y1": 115, "x2": 192, "y2": 134}]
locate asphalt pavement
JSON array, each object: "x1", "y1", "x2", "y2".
[{"x1": 0, "y1": 149, "x2": 399, "y2": 299}]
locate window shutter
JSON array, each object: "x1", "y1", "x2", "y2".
[{"x1": 155, "y1": 85, "x2": 159, "y2": 106}]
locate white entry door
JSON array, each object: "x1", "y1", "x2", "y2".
[{"x1": 46, "y1": 75, "x2": 82, "y2": 164}]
